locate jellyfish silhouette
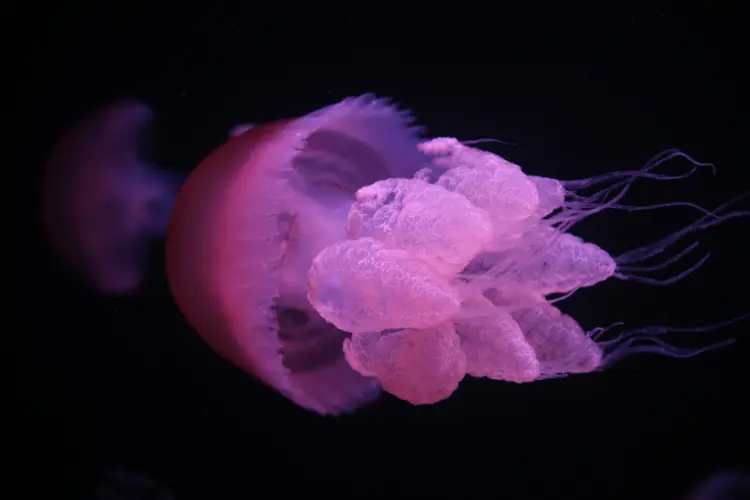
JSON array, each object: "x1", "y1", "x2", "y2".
[
  {"x1": 165, "y1": 95, "x2": 748, "y2": 414},
  {"x1": 42, "y1": 101, "x2": 185, "y2": 294}
]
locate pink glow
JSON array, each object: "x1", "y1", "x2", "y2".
[
  {"x1": 43, "y1": 101, "x2": 183, "y2": 294},
  {"x1": 166, "y1": 95, "x2": 748, "y2": 413}
]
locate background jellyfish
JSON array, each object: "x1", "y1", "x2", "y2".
[
  {"x1": 165, "y1": 94, "x2": 747, "y2": 414},
  {"x1": 42, "y1": 101, "x2": 186, "y2": 294},
  {"x1": 42, "y1": 101, "x2": 252, "y2": 294}
]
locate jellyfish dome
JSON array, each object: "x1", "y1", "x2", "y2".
[
  {"x1": 42, "y1": 101, "x2": 185, "y2": 294},
  {"x1": 166, "y1": 95, "x2": 748, "y2": 414},
  {"x1": 166, "y1": 96, "x2": 426, "y2": 414}
]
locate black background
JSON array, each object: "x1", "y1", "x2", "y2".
[{"x1": 18, "y1": 2, "x2": 748, "y2": 499}]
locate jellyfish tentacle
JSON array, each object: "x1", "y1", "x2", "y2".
[
  {"x1": 614, "y1": 252, "x2": 711, "y2": 286},
  {"x1": 606, "y1": 200, "x2": 722, "y2": 217},
  {"x1": 587, "y1": 321, "x2": 625, "y2": 342},
  {"x1": 597, "y1": 312, "x2": 750, "y2": 345},
  {"x1": 616, "y1": 241, "x2": 701, "y2": 273},
  {"x1": 615, "y1": 191, "x2": 750, "y2": 266},
  {"x1": 562, "y1": 148, "x2": 715, "y2": 190},
  {"x1": 461, "y1": 138, "x2": 518, "y2": 147},
  {"x1": 548, "y1": 149, "x2": 717, "y2": 232},
  {"x1": 589, "y1": 312, "x2": 749, "y2": 368},
  {"x1": 599, "y1": 336, "x2": 736, "y2": 369}
]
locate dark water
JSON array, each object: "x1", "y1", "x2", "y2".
[{"x1": 17, "y1": 3, "x2": 748, "y2": 499}]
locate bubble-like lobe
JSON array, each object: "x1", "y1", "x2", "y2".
[
  {"x1": 308, "y1": 237, "x2": 460, "y2": 333},
  {"x1": 346, "y1": 178, "x2": 493, "y2": 276},
  {"x1": 466, "y1": 226, "x2": 617, "y2": 295},
  {"x1": 418, "y1": 137, "x2": 522, "y2": 173},
  {"x1": 342, "y1": 330, "x2": 381, "y2": 378},
  {"x1": 511, "y1": 303, "x2": 602, "y2": 376},
  {"x1": 528, "y1": 175, "x2": 566, "y2": 217},
  {"x1": 436, "y1": 162, "x2": 540, "y2": 225},
  {"x1": 343, "y1": 324, "x2": 467, "y2": 405},
  {"x1": 455, "y1": 297, "x2": 540, "y2": 382},
  {"x1": 419, "y1": 137, "x2": 541, "y2": 243}
]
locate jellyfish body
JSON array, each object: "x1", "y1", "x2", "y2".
[
  {"x1": 306, "y1": 141, "x2": 613, "y2": 401},
  {"x1": 166, "y1": 95, "x2": 747, "y2": 413},
  {"x1": 305, "y1": 129, "x2": 747, "y2": 406},
  {"x1": 42, "y1": 101, "x2": 185, "y2": 294}
]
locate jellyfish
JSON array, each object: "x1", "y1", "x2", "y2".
[
  {"x1": 42, "y1": 101, "x2": 250, "y2": 294},
  {"x1": 165, "y1": 94, "x2": 748, "y2": 414},
  {"x1": 42, "y1": 101, "x2": 186, "y2": 294}
]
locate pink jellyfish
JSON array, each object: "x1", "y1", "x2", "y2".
[
  {"x1": 165, "y1": 95, "x2": 748, "y2": 414},
  {"x1": 42, "y1": 101, "x2": 185, "y2": 294}
]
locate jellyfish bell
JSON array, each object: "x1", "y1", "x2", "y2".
[
  {"x1": 165, "y1": 96, "x2": 429, "y2": 414},
  {"x1": 42, "y1": 101, "x2": 186, "y2": 294}
]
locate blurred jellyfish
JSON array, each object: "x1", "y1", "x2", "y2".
[
  {"x1": 42, "y1": 101, "x2": 186, "y2": 294},
  {"x1": 165, "y1": 94, "x2": 748, "y2": 414},
  {"x1": 42, "y1": 101, "x2": 250, "y2": 294},
  {"x1": 684, "y1": 471, "x2": 750, "y2": 500}
]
